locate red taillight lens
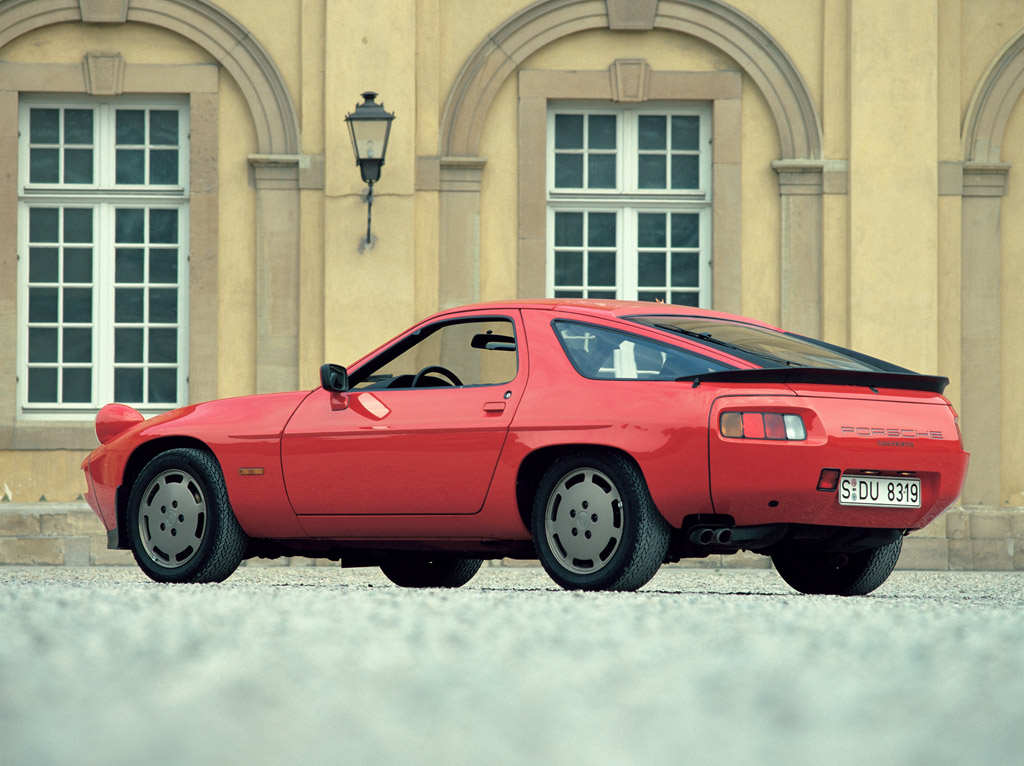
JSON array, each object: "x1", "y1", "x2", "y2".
[
  {"x1": 817, "y1": 468, "x2": 841, "y2": 492},
  {"x1": 719, "y1": 412, "x2": 807, "y2": 441}
]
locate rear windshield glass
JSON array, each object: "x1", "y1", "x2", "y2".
[
  {"x1": 627, "y1": 315, "x2": 886, "y2": 372},
  {"x1": 553, "y1": 320, "x2": 734, "y2": 380}
]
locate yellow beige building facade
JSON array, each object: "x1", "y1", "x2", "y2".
[{"x1": 1, "y1": 0, "x2": 1022, "y2": 567}]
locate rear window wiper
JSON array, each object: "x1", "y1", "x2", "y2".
[{"x1": 652, "y1": 323, "x2": 806, "y2": 368}]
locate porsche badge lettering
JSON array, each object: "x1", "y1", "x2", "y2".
[{"x1": 841, "y1": 426, "x2": 943, "y2": 440}]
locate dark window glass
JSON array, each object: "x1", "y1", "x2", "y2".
[{"x1": 553, "y1": 320, "x2": 731, "y2": 380}]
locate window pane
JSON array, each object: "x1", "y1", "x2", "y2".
[
  {"x1": 116, "y1": 110, "x2": 145, "y2": 144},
  {"x1": 588, "y1": 115, "x2": 616, "y2": 149},
  {"x1": 554, "y1": 212, "x2": 583, "y2": 247},
  {"x1": 63, "y1": 208, "x2": 92, "y2": 244},
  {"x1": 671, "y1": 252, "x2": 700, "y2": 287},
  {"x1": 638, "y1": 252, "x2": 665, "y2": 287},
  {"x1": 588, "y1": 290, "x2": 616, "y2": 299},
  {"x1": 670, "y1": 292, "x2": 700, "y2": 307},
  {"x1": 30, "y1": 148, "x2": 59, "y2": 183},
  {"x1": 29, "y1": 248, "x2": 59, "y2": 283},
  {"x1": 149, "y1": 249, "x2": 178, "y2": 284},
  {"x1": 671, "y1": 214, "x2": 700, "y2": 248},
  {"x1": 587, "y1": 154, "x2": 615, "y2": 188},
  {"x1": 149, "y1": 328, "x2": 177, "y2": 364},
  {"x1": 638, "y1": 290, "x2": 667, "y2": 304},
  {"x1": 115, "y1": 368, "x2": 143, "y2": 402},
  {"x1": 588, "y1": 213, "x2": 616, "y2": 247},
  {"x1": 28, "y1": 328, "x2": 58, "y2": 363},
  {"x1": 116, "y1": 209, "x2": 145, "y2": 243},
  {"x1": 148, "y1": 369, "x2": 177, "y2": 403},
  {"x1": 115, "y1": 328, "x2": 144, "y2": 363},
  {"x1": 63, "y1": 328, "x2": 92, "y2": 363},
  {"x1": 149, "y1": 150, "x2": 178, "y2": 185},
  {"x1": 116, "y1": 248, "x2": 145, "y2": 283},
  {"x1": 554, "y1": 114, "x2": 584, "y2": 149},
  {"x1": 63, "y1": 248, "x2": 92, "y2": 283},
  {"x1": 62, "y1": 368, "x2": 92, "y2": 403},
  {"x1": 588, "y1": 251, "x2": 616, "y2": 287},
  {"x1": 64, "y1": 109, "x2": 93, "y2": 144},
  {"x1": 554, "y1": 153, "x2": 583, "y2": 188},
  {"x1": 30, "y1": 108, "x2": 59, "y2": 143},
  {"x1": 29, "y1": 288, "x2": 58, "y2": 322},
  {"x1": 638, "y1": 115, "x2": 666, "y2": 150},
  {"x1": 28, "y1": 368, "x2": 58, "y2": 403},
  {"x1": 116, "y1": 150, "x2": 145, "y2": 184},
  {"x1": 554, "y1": 289, "x2": 583, "y2": 299},
  {"x1": 638, "y1": 154, "x2": 666, "y2": 189},
  {"x1": 29, "y1": 208, "x2": 59, "y2": 243},
  {"x1": 116, "y1": 288, "x2": 144, "y2": 322},
  {"x1": 149, "y1": 110, "x2": 178, "y2": 145},
  {"x1": 149, "y1": 210, "x2": 178, "y2": 244},
  {"x1": 671, "y1": 154, "x2": 699, "y2": 189},
  {"x1": 63, "y1": 287, "x2": 92, "y2": 323},
  {"x1": 555, "y1": 250, "x2": 583, "y2": 285},
  {"x1": 149, "y1": 288, "x2": 178, "y2": 322},
  {"x1": 638, "y1": 213, "x2": 666, "y2": 248},
  {"x1": 63, "y1": 149, "x2": 93, "y2": 184},
  {"x1": 671, "y1": 116, "x2": 699, "y2": 150}
]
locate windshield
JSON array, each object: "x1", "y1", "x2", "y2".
[{"x1": 627, "y1": 316, "x2": 888, "y2": 372}]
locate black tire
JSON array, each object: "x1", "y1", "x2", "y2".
[
  {"x1": 771, "y1": 536, "x2": 903, "y2": 596},
  {"x1": 531, "y1": 451, "x2": 671, "y2": 592},
  {"x1": 127, "y1": 448, "x2": 248, "y2": 583},
  {"x1": 379, "y1": 555, "x2": 483, "y2": 588}
]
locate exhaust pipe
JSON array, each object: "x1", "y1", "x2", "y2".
[
  {"x1": 689, "y1": 527, "x2": 716, "y2": 545},
  {"x1": 688, "y1": 526, "x2": 732, "y2": 546}
]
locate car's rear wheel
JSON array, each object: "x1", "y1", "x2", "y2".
[
  {"x1": 127, "y1": 448, "x2": 247, "y2": 583},
  {"x1": 379, "y1": 555, "x2": 483, "y2": 588},
  {"x1": 532, "y1": 451, "x2": 670, "y2": 591},
  {"x1": 771, "y1": 536, "x2": 903, "y2": 596}
]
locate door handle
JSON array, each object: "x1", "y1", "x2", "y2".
[{"x1": 483, "y1": 402, "x2": 506, "y2": 413}]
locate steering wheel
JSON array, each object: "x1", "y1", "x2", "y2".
[{"x1": 410, "y1": 365, "x2": 463, "y2": 388}]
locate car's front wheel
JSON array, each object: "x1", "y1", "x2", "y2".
[
  {"x1": 771, "y1": 536, "x2": 903, "y2": 596},
  {"x1": 127, "y1": 448, "x2": 248, "y2": 583},
  {"x1": 532, "y1": 451, "x2": 671, "y2": 591},
  {"x1": 379, "y1": 555, "x2": 483, "y2": 588}
]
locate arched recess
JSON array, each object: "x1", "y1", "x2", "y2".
[
  {"x1": 435, "y1": 0, "x2": 825, "y2": 335},
  {"x1": 0, "y1": 0, "x2": 304, "y2": 395},
  {"x1": 956, "y1": 29, "x2": 1024, "y2": 506},
  {"x1": 0, "y1": 0, "x2": 299, "y2": 154}
]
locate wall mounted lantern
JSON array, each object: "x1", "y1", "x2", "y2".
[{"x1": 345, "y1": 91, "x2": 395, "y2": 248}]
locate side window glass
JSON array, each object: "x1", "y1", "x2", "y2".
[
  {"x1": 553, "y1": 320, "x2": 729, "y2": 380},
  {"x1": 351, "y1": 319, "x2": 518, "y2": 390}
]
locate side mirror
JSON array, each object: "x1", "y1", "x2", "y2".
[{"x1": 319, "y1": 363, "x2": 349, "y2": 393}]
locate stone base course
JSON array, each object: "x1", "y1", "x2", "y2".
[{"x1": 1, "y1": 502, "x2": 1022, "y2": 570}]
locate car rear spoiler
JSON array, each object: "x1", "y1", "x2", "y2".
[{"x1": 678, "y1": 367, "x2": 950, "y2": 394}]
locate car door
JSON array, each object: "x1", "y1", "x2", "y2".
[{"x1": 281, "y1": 313, "x2": 526, "y2": 515}]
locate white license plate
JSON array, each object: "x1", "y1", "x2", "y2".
[{"x1": 839, "y1": 476, "x2": 921, "y2": 508}]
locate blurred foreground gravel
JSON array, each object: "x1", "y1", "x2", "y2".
[{"x1": 2, "y1": 566, "x2": 1023, "y2": 766}]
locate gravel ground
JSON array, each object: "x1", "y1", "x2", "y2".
[{"x1": 1, "y1": 566, "x2": 1023, "y2": 766}]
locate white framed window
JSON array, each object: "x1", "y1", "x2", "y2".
[
  {"x1": 546, "y1": 103, "x2": 712, "y2": 306},
  {"x1": 16, "y1": 96, "x2": 190, "y2": 418}
]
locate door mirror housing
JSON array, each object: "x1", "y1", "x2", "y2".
[{"x1": 319, "y1": 363, "x2": 349, "y2": 393}]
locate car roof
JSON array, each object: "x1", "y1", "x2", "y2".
[{"x1": 436, "y1": 299, "x2": 785, "y2": 332}]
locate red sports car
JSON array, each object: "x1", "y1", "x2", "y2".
[{"x1": 82, "y1": 300, "x2": 968, "y2": 594}]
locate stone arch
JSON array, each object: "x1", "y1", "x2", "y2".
[
  {"x1": 436, "y1": 0, "x2": 825, "y2": 337},
  {"x1": 440, "y1": 0, "x2": 821, "y2": 160},
  {"x1": 0, "y1": 0, "x2": 299, "y2": 155},
  {"x1": 956, "y1": 28, "x2": 1024, "y2": 506},
  {"x1": 0, "y1": 0, "x2": 303, "y2": 396}
]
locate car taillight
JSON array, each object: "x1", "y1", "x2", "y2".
[{"x1": 720, "y1": 412, "x2": 807, "y2": 441}]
